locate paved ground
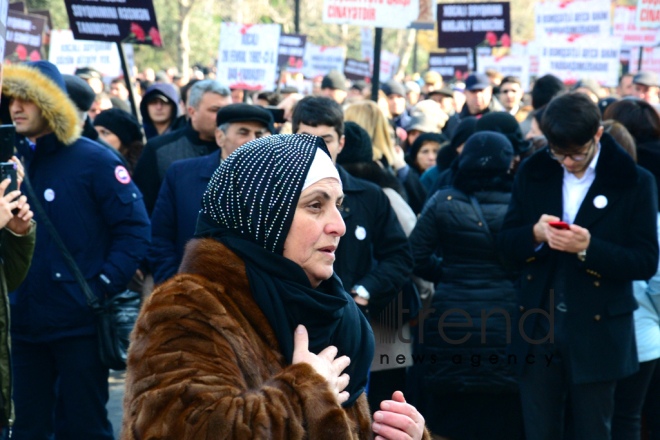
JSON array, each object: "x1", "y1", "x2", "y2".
[{"x1": 108, "y1": 370, "x2": 126, "y2": 439}]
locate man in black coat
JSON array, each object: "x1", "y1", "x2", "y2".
[
  {"x1": 499, "y1": 93, "x2": 659, "y2": 439},
  {"x1": 133, "y1": 80, "x2": 232, "y2": 214},
  {"x1": 292, "y1": 96, "x2": 413, "y2": 312}
]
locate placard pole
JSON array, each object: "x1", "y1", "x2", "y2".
[
  {"x1": 638, "y1": 47, "x2": 643, "y2": 72},
  {"x1": 371, "y1": 27, "x2": 383, "y2": 103},
  {"x1": 295, "y1": 0, "x2": 300, "y2": 34},
  {"x1": 117, "y1": 42, "x2": 141, "y2": 124}
]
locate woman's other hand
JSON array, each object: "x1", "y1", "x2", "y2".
[
  {"x1": 0, "y1": 178, "x2": 22, "y2": 230},
  {"x1": 292, "y1": 325, "x2": 351, "y2": 404},
  {"x1": 372, "y1": 391, "x2": 426, "y2": 440}
]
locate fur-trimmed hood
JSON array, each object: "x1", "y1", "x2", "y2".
[{"x1": 2, "y1": 64, "x2": 81, "y2": 145}]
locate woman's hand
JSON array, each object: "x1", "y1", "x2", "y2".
[
  {"x1": 372, "y1": 391, "x2": 426, "y2": 440},
  {"x1": 292, "y1": 325, "x2": 351, "y2": 405},
  {"x1": 0, "y1": 178, "x2": 23, "y2": 231},
  {"x1": 392, "y1": 146, "x2": 407, "y2": 171},
  {"x1": 6, "y1": 194, "x2": 33, "y2": 235}
]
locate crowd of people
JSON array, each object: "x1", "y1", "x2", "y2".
[{"x1": 1, "y1": 56, "x2": 660, "y2": 440}]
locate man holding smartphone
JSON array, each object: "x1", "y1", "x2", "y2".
[{"x1": 499, "y1": 92, "x2": 659, "y2": 439}]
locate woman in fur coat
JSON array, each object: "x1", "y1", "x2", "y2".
[{"x1": 121, "y1": 134, "x2": 429, "y2": 440}]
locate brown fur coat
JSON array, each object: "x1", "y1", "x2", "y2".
[{"x1": 122, "y1": 238, "x2": 386, "y2": 439}]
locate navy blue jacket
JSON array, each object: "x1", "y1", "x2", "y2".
[
  {"x1": 12, "y1": 133, "x2": 151, "y2": 341},
  {"x1": 149, "y1": 149, "x2": 220, "y2": 284}
]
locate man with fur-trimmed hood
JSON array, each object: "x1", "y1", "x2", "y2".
[{"x1": 3, "y1": 60, "x2": 150, "y2": 438}]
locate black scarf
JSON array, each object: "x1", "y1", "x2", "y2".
[{"x1": 195, "y1": 134, "x2": 374, "y2": 407}]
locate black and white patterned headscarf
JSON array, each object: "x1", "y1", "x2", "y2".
[
  {"x1": 195, "y1": 134, "x2": 374, "y2": 408},
  {"x1": 200, "y1": 133, "x2": 338, "y2": 254}
]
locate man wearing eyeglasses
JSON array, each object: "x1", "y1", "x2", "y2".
[{"x1": 499, "y1": 92, "x2": 659, "y2": 439}]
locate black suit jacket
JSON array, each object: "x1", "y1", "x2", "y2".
[{"x1": 499, "y1": 133, "x2": 659, "y2": 383}]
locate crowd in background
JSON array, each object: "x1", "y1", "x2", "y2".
[{"x1": 2, "y1": 55, "x2": 660, "y2": 440}]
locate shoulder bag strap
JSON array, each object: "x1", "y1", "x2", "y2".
[{"x1": 21, "y1": 174, "x2": 102, "y2": 314}]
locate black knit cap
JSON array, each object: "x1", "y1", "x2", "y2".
[
  {"x1": 322, "y1": 70, "x2": 347, "y2": 91},
  {"x1": 459, "y1": 131, "x2": 514, "y2": 172},
  {"x1": 216, "y1": 103, "x2": 274, "y2": 128},
  {"x1": 94, "y1": 108, "x2": 143, "y2": 146},
  {"x1": 63, "y1": 74, "x2": 96, "y2": 112},
  {"x1": 338, "y1": 121, "x2": 373, "y2": 165},
  {"x1": 450, "y1": 116, "x2": 478, "y2": 151},
  {"x1": 475, "y1": 112, "x2": 532, "y2": 155},
  {"x1": 408, "y1": 132, "x2": 447, "y2": 163}
]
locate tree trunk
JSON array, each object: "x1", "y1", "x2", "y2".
[
  {"x1": 177, "y1": 0, "x2": 194, "y2": 78},
  {"x1": 397, "y1": 29, "x2": 417, "y2": 77}
]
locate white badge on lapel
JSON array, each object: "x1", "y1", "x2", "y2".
[
  {"x1": 355, "y1": 226, "x2": 367, "y2": 241},
  {"x1": 593, "y1": 195, "x2": 608, "y2": 209}
]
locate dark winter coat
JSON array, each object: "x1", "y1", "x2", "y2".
[
  {"x1": 499, "y1": 133, "x2": 659, "y2": 383},
  {"x1": 410, "y1": 187, "x2": 519, "y2": 395},
  {"x1": 133, "y1": 123, "x2": 217, "y2": 215},
  {"x1": 334, "y1": 166, "x2": 413, "y2": 311},
  {"x1": 148, "y1": 149, "x2": 220, "y2": 284},
  {"x1": 636, "y1": 139, "x2": 660, "y2": 209},
  {"x1": 3, "y1": 63, "x2": 151, "y2": 342}
]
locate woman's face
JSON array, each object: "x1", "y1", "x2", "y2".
[
  {"x1": 416, "y1": 141, "x2": 441, "y2": 172},
  {"x1": 526, "y1": 118, "x2": 543, "y2": 140},
  {"x1": 283, "y1": 178, "x2": 346, "y2": 288},
  {"x1": 95, "y1": 126, "x2": 122, "y2": 150}
]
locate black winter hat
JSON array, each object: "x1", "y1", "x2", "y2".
[
  {"x1": 408, "y1": 132, "x2": 447, "y2": 163},
  {"x1": 475, "y1": 112, "x2": 532, "y2": 155},
  {"x1": 381, "y1": 80, "x2": 406, "y2": 97},
  {"x1": 338, "y1": 121, "x2": 373, "y2": 165},
  {"x1": 94, "y1": 108, "x2": 144, "y2": 146},
  {"x1": 459, "y1": 131, "x2": 514, "y2": 173},
  {"x1": 322, "y1": 70, "x2": 347, "y2": 91},
  {"x1": 450, "y1": 116, "x2": 478, "y2": 151},
  {"x1": 216, "y1": 103, "x2": 274, "y2": 128},
  {"x1": 63, "y1": 74, "x2": 96, "y2": 112}
]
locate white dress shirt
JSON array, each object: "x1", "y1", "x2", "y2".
[{"x1": 562, "y1": 144, "x2": 600, "y2": 224}]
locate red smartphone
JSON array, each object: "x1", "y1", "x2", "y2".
[{"x1": 549, "y1": 221, "x2": 571, "y2": 230}]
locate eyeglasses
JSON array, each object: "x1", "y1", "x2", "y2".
[{"x1": 548, "y1": 140, "x2": 595, "y2": 162}]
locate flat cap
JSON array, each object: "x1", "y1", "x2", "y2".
[
  {"x1": 633, "y1": 71, "x2": 659, "y2": 88},
  {"x1": 216, "y1": 103, "x2": 274, "y2": 128},
  {"x1": 74, "y1": 67, "x2": 102, "y2": 80},
  {"x1": 382, "y1": 80, "x2": 406, "y2": 97},
  {"x1": 573, "y1": 78, "x2": 600, "y2": 96},
  {"x1": 322, "y1": 70, "x2": 347, "y2": 91}
]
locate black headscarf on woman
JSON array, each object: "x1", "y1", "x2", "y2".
[
  {"x1": 195, "y1": 134, "x2": 374, "y2": 408},
  {"x1": 406, "y1": 132, "x2": 447, "y2": 173},
  {"x1": 452, "y1": 131, "x2": 515, "y2": 194}
]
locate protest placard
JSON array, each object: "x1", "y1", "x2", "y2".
[
  {"x1": 629, "y1": 47, "x2": 660, "y2": 74},
  {"x1": 344, "y1": 58, "x2": 371, "y2": 81},
  {"x1": 379, "y1": 50, "x2": 400, "y2": 82},
  {"x1": 278, "y1": 33, "x2": 306, "y2": 70},
  {"x1": 361, "y1": 27, "x2": 373, "y2": 61},
  {"x1": 436, "y1": 2, "x2": 510, "y2": 49},
  {"x1": 64, "y1": 0, "x2": 161, "y2": 46},
  {"x1": 49, "y1": 29, "x2": 134, "y2": 78},
  {"x1": 323, "y1": 0, "x2": 419, "y2": 29},
  {"x1": 0, "y1": 0, "x2": 8, "y2": 96},
  {"x1": 477, "y1": 55, "x2": 530, "y2": 90},
  {"x1": 5, "y1": 10, "x2": 44, "y2": 63},
  {"x1": 428, "y1": 51, "x2": 470, "y2": 80},
  {"x1": 615, "y1": 5, "x2": 660, "y2": 47},
  {"x1": 301, "y1": 42, "x2": 346, "y2": 79},
  {"x1": 637, "y1": 0, "x2": 660, "y2": 28},
  {"x1": 511, "y1": 41, "x2": 540, "y2": 75},
  {"x1": 217, "y1": 23, "x2": 281, "y2": 91},
  {"x1": 538, "y1": 34, "x2": 622, "y2": 86},
  {"x1": 535, "y1": 0, "x2": 611, "y2": 38}
]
